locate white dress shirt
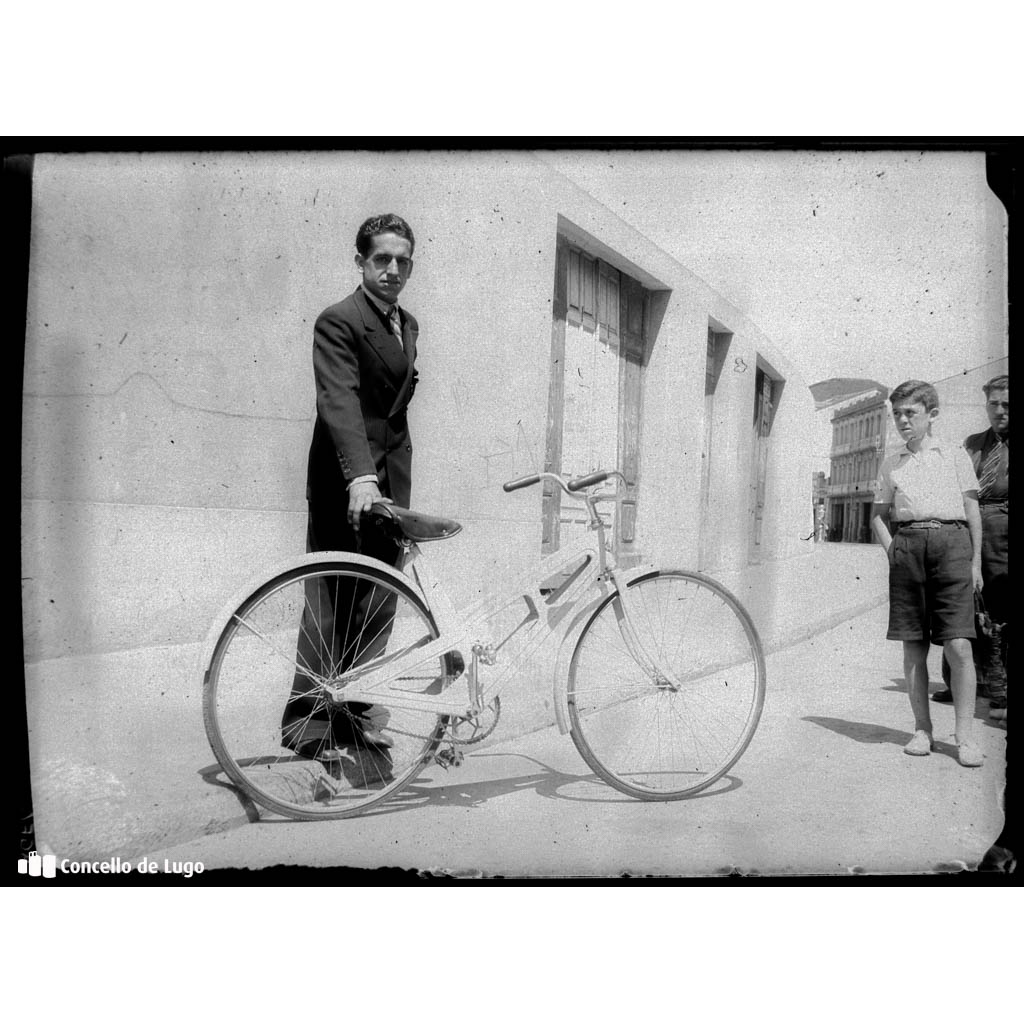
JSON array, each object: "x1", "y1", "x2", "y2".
[{"x1": 874, "y1": 435, "x2": 979, "y2": 521}]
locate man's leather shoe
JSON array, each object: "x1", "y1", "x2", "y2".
[
  {"x1": 291, "y1": 741, "x2": 347, "y2": 763},
  {"x1": 931, "y1": 688, "x2": 954, "y2": 703}
]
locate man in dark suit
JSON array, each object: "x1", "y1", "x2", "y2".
[
  {"x1": 964, "y1": 375, "x2": 1008, "y2": 719},
  {"x1": 282, "y1": 214, "x2": 419, "y2": 759},
  {"x1": 931, "y1": 374, "x2": 1009, "y2": 717}
]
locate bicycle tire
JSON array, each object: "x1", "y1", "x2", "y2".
[
  {"x1": 202, "y1": 556, "x2": 449, "y2": 820},
  {"x1": 567, "y1": 569, "x2": 766, "y2": 800}
]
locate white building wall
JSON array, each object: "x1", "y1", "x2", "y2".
[
  {"x1": 22, "y1": 151, "x2": 819, "y2": 670},
  {"x1": 932, "y1": 358, "x2": 1009, "y2": 447}
]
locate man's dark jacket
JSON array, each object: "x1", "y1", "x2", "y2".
[{"x1": 306, "y1": 288, "x2": 419, "y2": 524}]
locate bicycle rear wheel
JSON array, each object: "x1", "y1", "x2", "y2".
[
  {"x1": 567, "y1": 569, "x2": 765, "y2": 799},
  {"x1": 203, "y1": 557, "x2": 448, "y2": 820}
]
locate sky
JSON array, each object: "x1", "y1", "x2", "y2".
[{"x1": 545, "y1": 147, "x2": 1007, "y2": 391}]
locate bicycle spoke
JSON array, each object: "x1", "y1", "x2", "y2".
[
  {"x1": 231, "y1": 612, "x2": 330, "y2": 686},
  {"x1": 568, "y1": 570, "x2": 764, "y2": 799},
  {"x1": 204, "y1": 562, "x2": 448, "y2": 819}
]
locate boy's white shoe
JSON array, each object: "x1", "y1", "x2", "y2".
[
  {"x1": 957, "y1": 740, "x2": 984, "y2": 767},
  {"x1": 904, "y1": 730, "x2": 935, "y2": 756}
]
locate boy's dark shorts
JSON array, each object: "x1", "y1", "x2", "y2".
[{"x1": 887, "y1": 521, "x2": 976, "y2": 643}]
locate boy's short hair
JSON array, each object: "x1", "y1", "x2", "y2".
[
  {"x1": 355, "y1": 214, "x2": 416, "y2": 257},
  {"x1": 889, "y1": 379, "x2": 939, "y2": 412},
  {"x1": 983, "y1": 374, "x2": 1009, "y2": 396}
]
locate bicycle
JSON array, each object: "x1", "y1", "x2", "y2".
[{"x1": 201, "y1": 469, "x2": 766, "y2": 820}]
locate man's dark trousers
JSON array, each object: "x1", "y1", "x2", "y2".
[{"x1": 282, "y1": 287, "x2": 418, "y2": 750}]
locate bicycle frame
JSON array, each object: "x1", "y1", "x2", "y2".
[
  {"x1": 319, "y1": 472, "x2": 679, "y2": 733},
  {"x1": 203, "y1": 467, "x2": 768, "y2": 818}
]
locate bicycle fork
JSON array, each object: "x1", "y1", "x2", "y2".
[{"x1": 606, "y1": 568, "x2": 681, "y2": 692}]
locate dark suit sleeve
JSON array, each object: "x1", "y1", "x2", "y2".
[{"x1": 313, "y1": 307, "x2": 377, "y2": 482}]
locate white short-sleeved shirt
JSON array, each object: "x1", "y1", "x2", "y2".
[{"x1": 874, "y1": 436, "x2": 979, "y2": 522}]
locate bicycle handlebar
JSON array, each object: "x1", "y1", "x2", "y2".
[
  {"x1": 566, "y1": 471, "x2": 610, "y2": 492},
  {"x1": 502, "y1": 469, "x2": 624, "y2": 495},
  {"x1": 502, "y1": 474, "x2": 542, "y2": 492}
]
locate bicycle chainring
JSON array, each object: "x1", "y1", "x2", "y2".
[{"x1": 449, "y1": 697, "x2": 502, "y2": 746}]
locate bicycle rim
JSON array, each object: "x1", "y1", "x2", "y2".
[
  {"x1": 567, "y1": 569, "x2": 765, "y2": 799},
  {"x1": 203, "y1": 560, "x2": 448, "y2": 819}
]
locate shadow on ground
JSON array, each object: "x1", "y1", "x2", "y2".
[
  {"x1": 803, "y1": 716, "x2": 912, "y2": 748},
  {"x1": 803, "y1": 716, "x2": 975, "y2": 760},
  {"x1": 201, "y1": 749, "x2": 744, "y2": 824}
]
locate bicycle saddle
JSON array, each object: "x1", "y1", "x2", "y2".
[{"x1": 365, "y1": 502, "x2": 463, "y2": 542}]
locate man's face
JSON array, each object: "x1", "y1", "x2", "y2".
[
  {"x1": 986, "y1": 388, "x2": 1009, "y2": 434},
  {"x1": 892, "y1": 401, "x2": 937, "y2": 445},
  {"x1": 355, "y1": 232, "x2": 414, "y2": 305}
]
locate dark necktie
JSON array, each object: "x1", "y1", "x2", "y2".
[{"x1": 387, "y1": 306, "x2": 404, "y2": 352}]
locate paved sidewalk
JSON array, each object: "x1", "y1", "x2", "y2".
[
  {"x1": 147, "y1": 603, "x2": 1008, "y2": 877},
  {"x1": 27, "y1": 543, "x2": 893, "y2": 862}
]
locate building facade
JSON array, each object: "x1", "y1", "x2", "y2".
[
  {"x1": 22, "y1": 151, "x2": 819, "y2": 671},
  {"x1": 811, "y1": 471, "x2": 828, "y2": 540},
  {"x1": 826, "y1": 387, "x2": 890, "y2": 543}
]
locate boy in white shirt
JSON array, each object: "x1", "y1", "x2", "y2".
[{"x1": 871, "y1": 380, "x2": 984, "y2": 767}]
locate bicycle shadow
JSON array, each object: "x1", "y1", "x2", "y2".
[
  {"x1": 199, "y1": 749, "x2": 743, "y2": 823},
  {"x1": 384, "y1": 750, "x2": 742, "y2": 813}
]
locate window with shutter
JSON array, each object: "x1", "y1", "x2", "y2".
[{"x1": 543, "y1": 235, "x2": 655, "y2": 560}]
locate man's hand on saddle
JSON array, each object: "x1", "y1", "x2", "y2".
[{"x1": 348, "y1": 480, "x2": 392, "y2": 530}]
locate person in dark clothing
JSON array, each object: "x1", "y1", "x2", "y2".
[
  {"x1": 282, "y1": 214, "x2": 420, "y2": 760},
  {"x1": 932, "y1": 375, "x2": 1008, "y2": 719}
]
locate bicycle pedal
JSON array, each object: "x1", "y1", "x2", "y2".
[{"x1": 434, "y1": 748, "x2": 464, "y2": 770}]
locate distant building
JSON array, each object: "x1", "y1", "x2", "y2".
[
  {"x1": 811, "y1": 471, "x2": 827, "y2": 540},
  {"x1": 809, "y1": 378, "x2": 890, "y2": 543},
  {"x1": 826, "y1": 388, "x2": 893, "y2": 542},
  {"x1": 809, "y1": 378, "x2": 888, "y2": 410}
]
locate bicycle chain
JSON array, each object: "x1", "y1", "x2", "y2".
[{"x1": 325, "y1": 694, "x2": 501, "y2": 745}]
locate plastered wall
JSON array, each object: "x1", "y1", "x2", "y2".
[{"x1": 22, "y1": 151, "x2": 819, "y2": 664}]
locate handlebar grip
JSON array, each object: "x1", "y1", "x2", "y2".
[
  {"x1": 503, "y1": 474, "x2": 541, "y2": 492},
  {"x1": 567, "y1": 471, "x2": 609, "y2": 492}
]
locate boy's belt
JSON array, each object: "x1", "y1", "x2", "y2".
[{"x1": 894, "y1": 519, "x2": 965, "y2": 530}]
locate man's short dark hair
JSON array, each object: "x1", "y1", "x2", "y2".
[
  {"x1": 356, "y1": 214, "x2": 415, "y2": 257},
  {"x1": 983, "y1": 374, "x2": 1009, "y2": 396},
  {"x1": 889, "y1": 379, "x2": 940, "y2": 412}
]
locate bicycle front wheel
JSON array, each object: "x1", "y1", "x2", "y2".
[
  {"x1": 567, "y1": 569, "x2": 765, "y2": 800},
  {"x1": 203, "y1": 557, "x2": 449, "y2": 820}
]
